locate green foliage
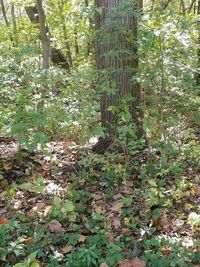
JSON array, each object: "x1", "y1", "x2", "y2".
[
  {"x1": 49, "y1": 196, "x2": 77, "y2": 222},
  {"x1": 13, "y1": 251, "x2": 39, "y2": 267}
]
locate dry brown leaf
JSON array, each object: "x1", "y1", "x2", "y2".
[
  {"x1": 24, "y1": 236, "x2": 35, "y2": 245},
  {"x1": 2, "y1": 162, "x2": 12, "y2": 170},
  {"x1": 118, "y1": 259, "x2": 133, "y2": 267},
  {"x1": 159, "y1": 214, "x2": 170, "y2": 232},
  {"x1": 91, "y1": 192, "x2": 105, "y2": 201},
  {"x1": 48, "y1": 220, "x2": 62, "y2": 234},
  {"x1": 108, "y1": 231, "x2": 115, "y2": 243},
  {"x1": 92, "y1": 200, "x2": 106, "y2": 214},
  {"x1": 44, "y1": 205, "x2": 52, "y2": 216},
  {"x1": 118, "y1": 258, "x2": 145, "y2": 267},
  {"x1": 0, "y1": 217, "x2": 8, "y2": 225},
  {"x1": 35, "y1": 202, "x2": 46, "y2": 212},
  {"x1": 108, "y1": 213, "x2": 121, "y2": 230},
  {"x1": 161, "y1": 246, "x2": 171, "y2": 256},
  {"x1": 110, "y1": 202, "x2": 122, "y2": 213},
  {"x1": 13, "y1": 200, "x2": 23, "y2": 210},
  {"x1": 113, "y1": 194, "x2": 123, "y2": 201},
  {"x1": 62, "y1": 244, "x2": 73, "y2": 254},
  {"x1": 99, "y1": 263, "x2": 109, "y2": 267},
  {"x1": 132, "y1": 257, "x2": 146, "y2": 267},
  {"x1": 79, "y1": 235, "x2": 87, "y2": 243}
]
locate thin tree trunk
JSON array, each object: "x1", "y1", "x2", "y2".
[
  {"x1": 36, "y1": 0, "x2": 51, "y2": 69},
  {"x1": 0, "y1": 0, "x2": 13, "y2": 44},
  {"x1": 11, "y1": 4, "x2": 18, "y2": 47},
  {"x1": 25, "y1": 5, "x2": 70, "y2": 70},
  {"x1": 180, "y1": 0, "x2": 186, "y2": 14},
  {"x1": 58, "y1": 0, "x2": 73, "y2": 67},
  {"x1": 162, "y1": 0, "x2": 173, "y2": 10},
  {"x1": 85, "y1": 0, "x2": 93, "y2": 56},
  {"x1": 74, "y1": 26, "x2": 79, "y2": 55},
  {"x1": 197, "y1": 0, "x2": 200, "y2": 86},
  {"x1": 0, "y1": 0, "x2": 9, "y2": 27},
  {"x1": 187, "y1": 0, "x2": 196, "y2": 13},
  {"x1": 93, "y1": 0, "x2": 144, "y2": 153}
]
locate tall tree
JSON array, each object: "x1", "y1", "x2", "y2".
[
  {"x1": 36, "y1": 0, "x2": 51, "y2": 69},
  {"x1": 25, "y1": 4, "x2": 70, "y2": 70},
  {"x1": 197, "y1": 0, "x2": 200, "y2": 86},
  {"x1": 58, "y1": 0, "x2": 73, "y2": 67},
  {"x1": 0, "y1": 0, "x2": 9, "y2": 27},
  {"x1": 93, "y1": 0, "x2": 144, "y2": 153},
  {"x1": 11, "y1": 3, "x2": 18, "y2": 47}
]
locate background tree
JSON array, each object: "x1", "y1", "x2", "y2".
[{"x1": 94, "y1": 0, "x2": 144, "y2": 153}]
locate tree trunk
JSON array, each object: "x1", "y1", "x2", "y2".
[
  {"x1": 74, "y1": 26, "x2": 79, "y2": 55},
  {"x1": 11, "y1": 4, "x2": 18, "y2": 47},
  {"x1": 36, "y1": 0, "x2": 51, "y2": 69},
  {"x1": 25, "y1": 5, "x2": 70, "y2": 70},
  {"x1": 197, "y1": 0, "x2": 200, "y2": 86},
  {"x1": 0, "y1": 0, "x2": 13, "y2": 44},
  {"x1": 0, "y1": 0, "x2": 9, "y2": 27},
  {"x1": 85, "y1": 0, "x2": 93, "y2": 56},
  {"x1": 93, "y1": 0, "x2": 144, "y2": 153},
  {"x1": 58, "y1": 0, "x2": 73, "y2": 67}
]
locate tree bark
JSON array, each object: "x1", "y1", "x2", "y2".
[
  {"x1": 93, "y1": 0, "x2": 144, "y2": 153},
  {"x1": 58, "y1": 0, "x2": 73, "y2": 67},
  {"x1": 25, "y1": 4, "x2": 70, "y2": 70},
  {"x1": 180, "y1": 0, "x2": 186, "y2": 14},
  {"x1": 74, "y1": 26, "x2": 79, "y2": 55},
  {"x1": 197, "y1": 0, "x2": 200, "y2": 86},
  {"x1": 85, "y1": 0, "x2": 93, "y2": 56},
  {"x1": 36, "y1": 0, "x2": 51, "y2": 69},
  {"x1": 11, "y1": 3, "x2": 18, "y2": 47},
  {"x1": 0, "y1": 0, "x2": 9, "y2": 27}
]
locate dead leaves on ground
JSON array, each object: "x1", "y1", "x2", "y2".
[
  {"x1": 48, "y1": 219, "x2": 63, "y2": 234},
  {"x1": 0, "y1": 217, "x2": 8, "y2": 225},
  {"x1": 99, "y1": 258, "x2": 145, "y2": 267},
  {"x1": 118, "y1": 258, "x2": 145, "y2": 267}
]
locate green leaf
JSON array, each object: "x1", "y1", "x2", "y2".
[
  {"x1": 18, "y1": 183, "x2": 33, "y2": 191},
  {"x1": 63, "y1": 200, "x2": 74, "y2": 212},
  {"x1": 27, "y1": 251, "x2": 38, "y2": 264},
  {"x1": 13, "y1": 263, "x2": 27, "y2": 267},
  {"x1": 30, "y1": 262, "x2": 40, "y2": 267}
]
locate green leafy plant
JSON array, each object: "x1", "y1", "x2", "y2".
[
  {"x1": 13, "y1": 251, "x2": 39, "y2": 267},
  {"x1": 49, "y1": 196, "x2": 77, "y2": 222}
]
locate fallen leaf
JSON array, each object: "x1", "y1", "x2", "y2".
[
  {"x1": 48, "y1": 220, "x2": 62, "y2": 234},
  {"x1": 92, "y1": 200, "x2": 106, "y2": 214},
  {"x1": 34, "y1": 202, "x2": 46, "y2": 212},
  {"x1": 2, "y1": 162, "x2": 12, "y2": 170},
  {"x1": 79, "y1": 235, "x2": 87, "y2": 243},
  {"x1": 118, "y1": 258, "x2": 145, "y2": 267},
  {"x1": 13, "y1": 200, "x2": 23, "y2": 210},
  {"x1": 99, "y1": 263, "x2": 109, "y2": 267},
  {"x1": 113, "y1": 194, "x2": 123, "y2": 201},
  {"x1": 162, "y1": 246, "x2": 171, "y2": 256},
  {"x1": 110, "y1": 202, "x2": 122, "y2": 213},
  {"x1": 91, "y1": 192, "x2": 105, "y2": 201},
  {"x1": 0, "y1": 217, "x2": 8, "y2": 225},
  {"x1": 44, "y1": 205, "x2": 52, "y2": 217},
  {"x1": 62, "y1": 244, "x2": 73, "y2": 254},
  {"x1": 108, "y1": 213, "x2": 121, "y2": 230},
  {"x1": 132, "y1": 258, "x2": 145, "y2": 267},
  {"x1": 118, "y1": 259, "x2": 133, "y2": 267},
  {"x1": 24, "y1": 236, "x2": 34, "y2": 245},
  {"x1": 159, "y1": 214, "x2": 170, "y2": 232}
]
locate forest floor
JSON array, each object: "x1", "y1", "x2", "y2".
[{"x1": 0, "y1": 138, "x2": 200, "y2": 267}]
